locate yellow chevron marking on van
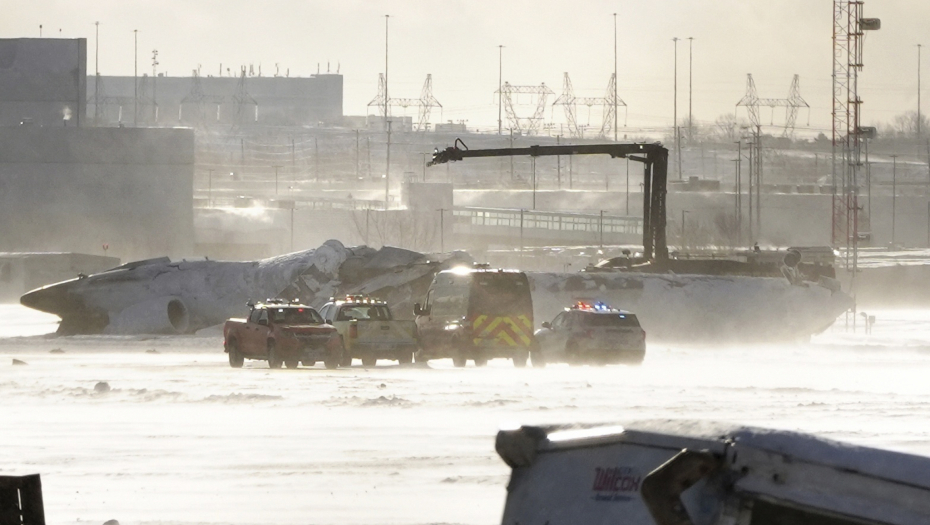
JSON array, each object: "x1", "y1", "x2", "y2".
[{"x1": 473, "y1": 315, "x2": 532, "y2": 347}]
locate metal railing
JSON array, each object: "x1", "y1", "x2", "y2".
[{"x1": 452, "y1": 207, "x2": 642, "y2": 235}]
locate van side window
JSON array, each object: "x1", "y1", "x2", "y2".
[
  {"x1": 431, "y1": 289, "x2": 465, "y2": 317},
  {"x1": 551, "y1": 312, "x2": 568, "y2": 329}
]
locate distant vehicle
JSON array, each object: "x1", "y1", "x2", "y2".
[
  {"x1": 318, "y1": 295, "x2": 418, "y2": 366},
  {"x1": 223, "y1": 300, "x2": 342, "y2": 369},
  {"x1": 414, "y1": 267, "x2": 535, "y2": 367},
  {"x1": 496, "y1": 420, "x2": 930, "y2": 525},
  {"x1": 533, "y1": 302, "x2": 645, "y2": 367}
]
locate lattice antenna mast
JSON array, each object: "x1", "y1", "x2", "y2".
[
  {"x1": 496, "y1": 82, "x2": 554, "y2": 135},
  {"x1": 416, "y1": 74, "x2": 442, "y2": 132},
  {"x1": 367, "y1": 74, "x2": 387, "y2": 117},
  {"x1": 552, "y1": 73, "x2": 580, "y2": 138},
  {"x1": 832, "y1": 1, "x2": 880, "y2": 256}
]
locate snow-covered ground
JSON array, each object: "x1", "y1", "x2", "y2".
[{"x1": 2, "y1": 304, "x2": 929, "y2": 525}]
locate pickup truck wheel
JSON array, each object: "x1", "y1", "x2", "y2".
[
  {"x1": 284, "y1": 358, "x2": 299, "y2": 369},
  {"x1": 323, "y1": 356, "x2": 339, "y2": 369},
  {"x1": 530, "y1": 350, "x2": 546, "y2": 368},
  {"x1": 338, "y1": 338, "x2": 351, "y2": 367},
  {"x1": 361, "y1": 355, "x2": 377, "y2": 367},
  {"x1": 227, "y1": 340, "x2": 244, "y2": 368},
  {"x1": 397, "y1": 350, "x2": 413, "y2": 365},
  {"x1": 267, "y1": 341, "x2": 282, "y2": 369},
  {"x1": 512, "y1": 349, "x2": 529, "y2": 368}
]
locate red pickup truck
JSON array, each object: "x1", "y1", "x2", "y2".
[{"x1": 223, "y1": 300, "x2": 342, "y2": 369}]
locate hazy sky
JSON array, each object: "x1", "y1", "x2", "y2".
[{"x1": 3, "y1": 1, "x2": 927, "y2": 135}]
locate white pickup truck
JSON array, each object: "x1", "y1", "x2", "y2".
[
  {"x1": 495, "y1": 420, "x2": 930, "y2": 525},
  {"x1": 318, "y1": 296, "x2": 418, "y2": 366}
]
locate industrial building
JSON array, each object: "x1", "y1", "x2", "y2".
[
  {"x1": 86, "y1": 72, "x2": 343, "y2": 127},
  {"x1": 0, "y1": 38, "x2": 195, "y2": 261}
]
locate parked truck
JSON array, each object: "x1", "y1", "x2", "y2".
[
  {"x1": 223, "y1": 300, "x2": 342, "y2": 369},
  {"x1": 318, "y1": 295, "x2": 418, "y2": 366},
  {"x1": 414, "y1": 267, "x2": 535, "y2": 367}
]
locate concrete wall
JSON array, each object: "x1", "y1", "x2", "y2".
[
  {"x1": 86, "y1": 74, "x2": 343, "y2": 127},
  {"x1": 0, "y1": 38, "x2": 86, "y2": 127},
  {"x1": 0, "y1": 127, "x2": 195, "y2": 261}
]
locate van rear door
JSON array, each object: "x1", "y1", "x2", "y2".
[{"x1": 468, "y1": 272, "x2": 534, "y2": 349}]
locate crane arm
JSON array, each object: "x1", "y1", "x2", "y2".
[{"x1": 426, "y1": 139, "x2": 670, "y2": 264}]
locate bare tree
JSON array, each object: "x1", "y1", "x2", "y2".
[
  {"x1": 888, "y1": 111, "x2": 930, "y2": 139},
  {"x1": 351, "y1": 209, "x2": 440, "y2": 252},
  {"x1": 713, "y1": 212, "x2": 741, "y2": 247},
  {"x1": 711, "y1": 113, "x2": 746, "y2": 143}
]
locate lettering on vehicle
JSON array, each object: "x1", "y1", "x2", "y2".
[{"x1": 591, "y1": 466, "x2": 641, "y2": 502}]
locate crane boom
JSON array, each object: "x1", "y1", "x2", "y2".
[{"x1": 428, "y1": 140, "x2": 669, "y2": 263}]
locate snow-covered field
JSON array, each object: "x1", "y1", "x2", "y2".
[{"x1": 2, "y1": 304, "x2": 929, "y2": 525}]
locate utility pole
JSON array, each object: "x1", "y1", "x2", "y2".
[
  {"x1": 672, "y1": 37, "x2": 681, "y2": 180},
  {"x1": 355, "y1": 130, "x2": 360, "y2": 181},
  {"x1": 133, "y1": 29, "x2": 138, "y2": 127},
  {"x1": 384, "y1": 14, "x2": 390, "y2": 132},
  {"x1": 688, "y1": 37, "x2": 694, "y2": 142},
  {"x1": 919, "y1": 44, "x2": 923, "y2": 140},
  {"x1": 613, "y1": 13, "x2": 618, "y2": 142},
  {"x1": 94, "y1": 22, "x2": 99, "y2": 126},
  {"x1": 421, "y1": 153, "x2": 428, "y2": 182},
  {"x1": 625, "y1": 157, "x2": 630, "y2": 215},
  {"x1": 437, "y1": 208, "x2": 446, "y2": 252},
  {"x1": 891, "y1": 154, "x2": 898, "y2": 245},
  {"x1": 498, "y1": 45, "x2": 504, "y2": 135},
  {"x1": 385, "y1": 120, "x2": 392, "y2": 207},
  {"x1": 272, "y1": 165, "x2": 283, "y2": 195},
  {"x1": 509, "y1": 128, "x2": 514, "y2": 180},
  {"x1": 531, "y1": 156, "x2": 537, "y2": 210},
  {"x1": 151, "y1": 49, "x2": 159, "y2": 123},
  {"x1": 384, "y1": 14, "x2": 391, "y2": 208}
]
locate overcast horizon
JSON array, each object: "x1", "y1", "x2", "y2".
[{"x1": 3, "y1": 0, "x2": 927, "y2": 135}]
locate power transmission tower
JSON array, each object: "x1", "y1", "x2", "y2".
[
  {"x1": 552, "y1": 73, "x2": 627, "y2": 139},
  {"x1": 368, "y1": 74, "x2": 443, "y2": 132},
  {"x1": 600, "y1": 73, "x2": 627, "y2": 139},
  {"x1": 137, "y1": 75, "x2": 155, "y2": 124},
  {"x1": 735, "y1": 74, "x2": 809, "y2": 136},
  {"x1": 415, "y1": 74, "x2": 442, "y2": 132},
  {"x1": 179, "y1": 70, "x2": 224, "y2": 127},
  {"x1": 367, "y1": 73, "x2": 388, "y2": 117},
  {"x1": 233, "y1": 67, "x2": 258, "y2": 127},
  {"x1": 496, "y1": 82, "x2": 554, "y2": 135},
  {"x1": 552, "y1": 73, "x2": 580, "y2": 138}
]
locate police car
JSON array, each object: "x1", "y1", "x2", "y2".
[{"x1": 532, "y1": 302, "x2": 645, "y2": 367}]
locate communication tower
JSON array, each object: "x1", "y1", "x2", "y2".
[{"x1": 832, "y1": 0, "x2": 880, "y2": 275}]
